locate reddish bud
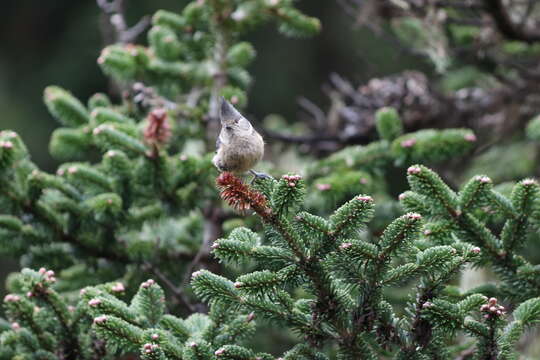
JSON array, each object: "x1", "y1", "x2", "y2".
[
  {"x1": 144, "y1": 108, "x2": 171, "y2": 146},
  {"x1": 422, "y1": 302, "x2": 433, "y2": 309},
  {"x1": 4, "y1": 294, "x2": 20, "y2": 303},
  {"x1": 142, "y1": 279, "x2": 156, "y2": 288},
  {"x1": 88, "y1": 298, "x2": 101, "y2": 307},
  {"x1": 216, "y1": 172, "x2": 270, "y2": 215},
  {"x1": 407, "y1": 212, "x2": 422, "y2": 220},
  {"x1": 112, "y1": 282, "x2": 125, "y2": 292},
  {"x1": 316, "y1": 183, "x2": 331, "y2": 191},
  {"x1": 401, "y1": 138, "x2": 416, "y2": 148},
  {"x1": 94, "y1": 315, "x2": 107, "y2": 324},
  {"x1": 215, "y1": 348, "x2": 225, "y2": 356},
  {"x1": 357, "y1": 195, "x2": 373, "y2": 202},
  {"x1": 407, "y1": 166, "x2": 421, "y2": 175}
]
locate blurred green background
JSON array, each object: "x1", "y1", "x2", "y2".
[{"x1": 0, "y1": 0, "x2": 425, "y2": 294}]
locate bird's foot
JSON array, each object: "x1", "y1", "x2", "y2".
[{"x1": 249, "y1": 169, "x2": 272, "y2": 184}]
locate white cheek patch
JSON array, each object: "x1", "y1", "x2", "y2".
[{"x1": 237, "y1": 118, "x2": 251, "y2": 131}]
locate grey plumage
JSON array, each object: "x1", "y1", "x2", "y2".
[{"x1": 212, "y1": 98, "x2": 264, "y2": 175}]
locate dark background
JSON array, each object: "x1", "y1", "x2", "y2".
[{"x1": 0, "y1": 0, "x2": 424, "y2": 291}]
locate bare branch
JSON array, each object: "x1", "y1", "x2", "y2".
[
  {"x1": 484, "y1": 0, "x2": 540, "y2": 43},
  {"x1": 96, "y1": 0, "x2": 150, "y2": 44},
  {"x1": 298, "y1": 97, "x2": 326, "y2": 130}
]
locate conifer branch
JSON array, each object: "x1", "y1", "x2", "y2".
[{"x1": 5, "y1": 0, "x2": 540, "y2": 358}]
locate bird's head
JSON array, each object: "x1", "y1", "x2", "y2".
[{"x1": 220, "y1": 98, "x2": 251, "y2": 133}]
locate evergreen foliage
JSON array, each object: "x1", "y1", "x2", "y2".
[{"x1": 2, "y1": 0, "x2": 540, "y2": 359}]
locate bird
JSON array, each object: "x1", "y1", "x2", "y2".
[{"x1": 212, "y1": 98, "x2": 267, "y2": 179}]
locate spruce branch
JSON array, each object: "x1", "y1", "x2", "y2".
[{"x1": 216, "y1": 173, "x2": 352, "y2": 347}]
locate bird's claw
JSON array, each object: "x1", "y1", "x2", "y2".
[{"x1": 249, "y1": 170, "x2": 272, "y2": 184}]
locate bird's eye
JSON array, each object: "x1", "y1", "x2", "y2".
[{"x1": 225, "y1": 126, "x2": 232, "y2": 131}]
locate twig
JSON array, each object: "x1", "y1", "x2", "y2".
[
  {"x1": 298, "y1": 97, "x2": 326, "y2": 130},
  {"x1": 181, "y1": 207, "x2": 224, "y2": 289},
  {"x1": 483, "y1": 0, "x2": 540, "y2": 43},
  {"x1": 96, "y1": 0, "x2": 150, "y2": 44},
  {"x1": 263, "y1": 129, "x2": 371, "y2": 146},
  {"x1": 455, "y1": 347, "x2": 476, "y2": 360},
  {"x1": 207, "y1": 18, "x2": 230, "y2": 141}
]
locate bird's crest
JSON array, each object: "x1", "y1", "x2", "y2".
[{"x1": 220, "y1": 97, "x2": 243, "y2": 124}]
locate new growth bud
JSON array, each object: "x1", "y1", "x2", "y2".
[
  {"x1": 283, "y1": 174, "x2": 302, "y2": 188},
  {"x1": 401, "y1": 138, "x2": 416, "y2": 148},
  {"x1": 36, "y1": 268, "x2": 57, "y2": 285},
  {"x1": 422, "y1": 302, "x2": 433, "y2": 309},
  {"x1": 480, "y1": 297, "x2": 506, "y2": 319},
  {"x1": 111, "y1": 282, "x2": 125, "y2": 292},
  {"x1": 406, "y1": 212, "x2": 422, "y2": 220},
  {"x1": 0, "y1": 141, "x2": 13, "y2": 149},
  {"x1": 88, "y1": 298, "x2": 101, "y2": 307},
  {"x1": 215, "y1": 348, "x2": 225, "y2": 356},
  {"x1": 407, "y1": 166, "x2": 421, "y2": 175},
  {"x1": 475, "y1": 175, "x2": 491, "y2": 184},
  {"x1": 93, "y1": 315, "x2": 108, "y2": 324},
  {"x1": 143, "y1": 343, "x2": 159, "y2": 354},
  {"x1": 141, "y1": 279, "x2": 156, "y2": 288},
  {"x1": 4, "y1": 294, "x2": 21, "y2": 303},
  {"x1": 356, "y1": 195, "x2": 373, "y2": 202},
  {"x1": 316, "y1": 183, "x2": 331, "y2": 191}
]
